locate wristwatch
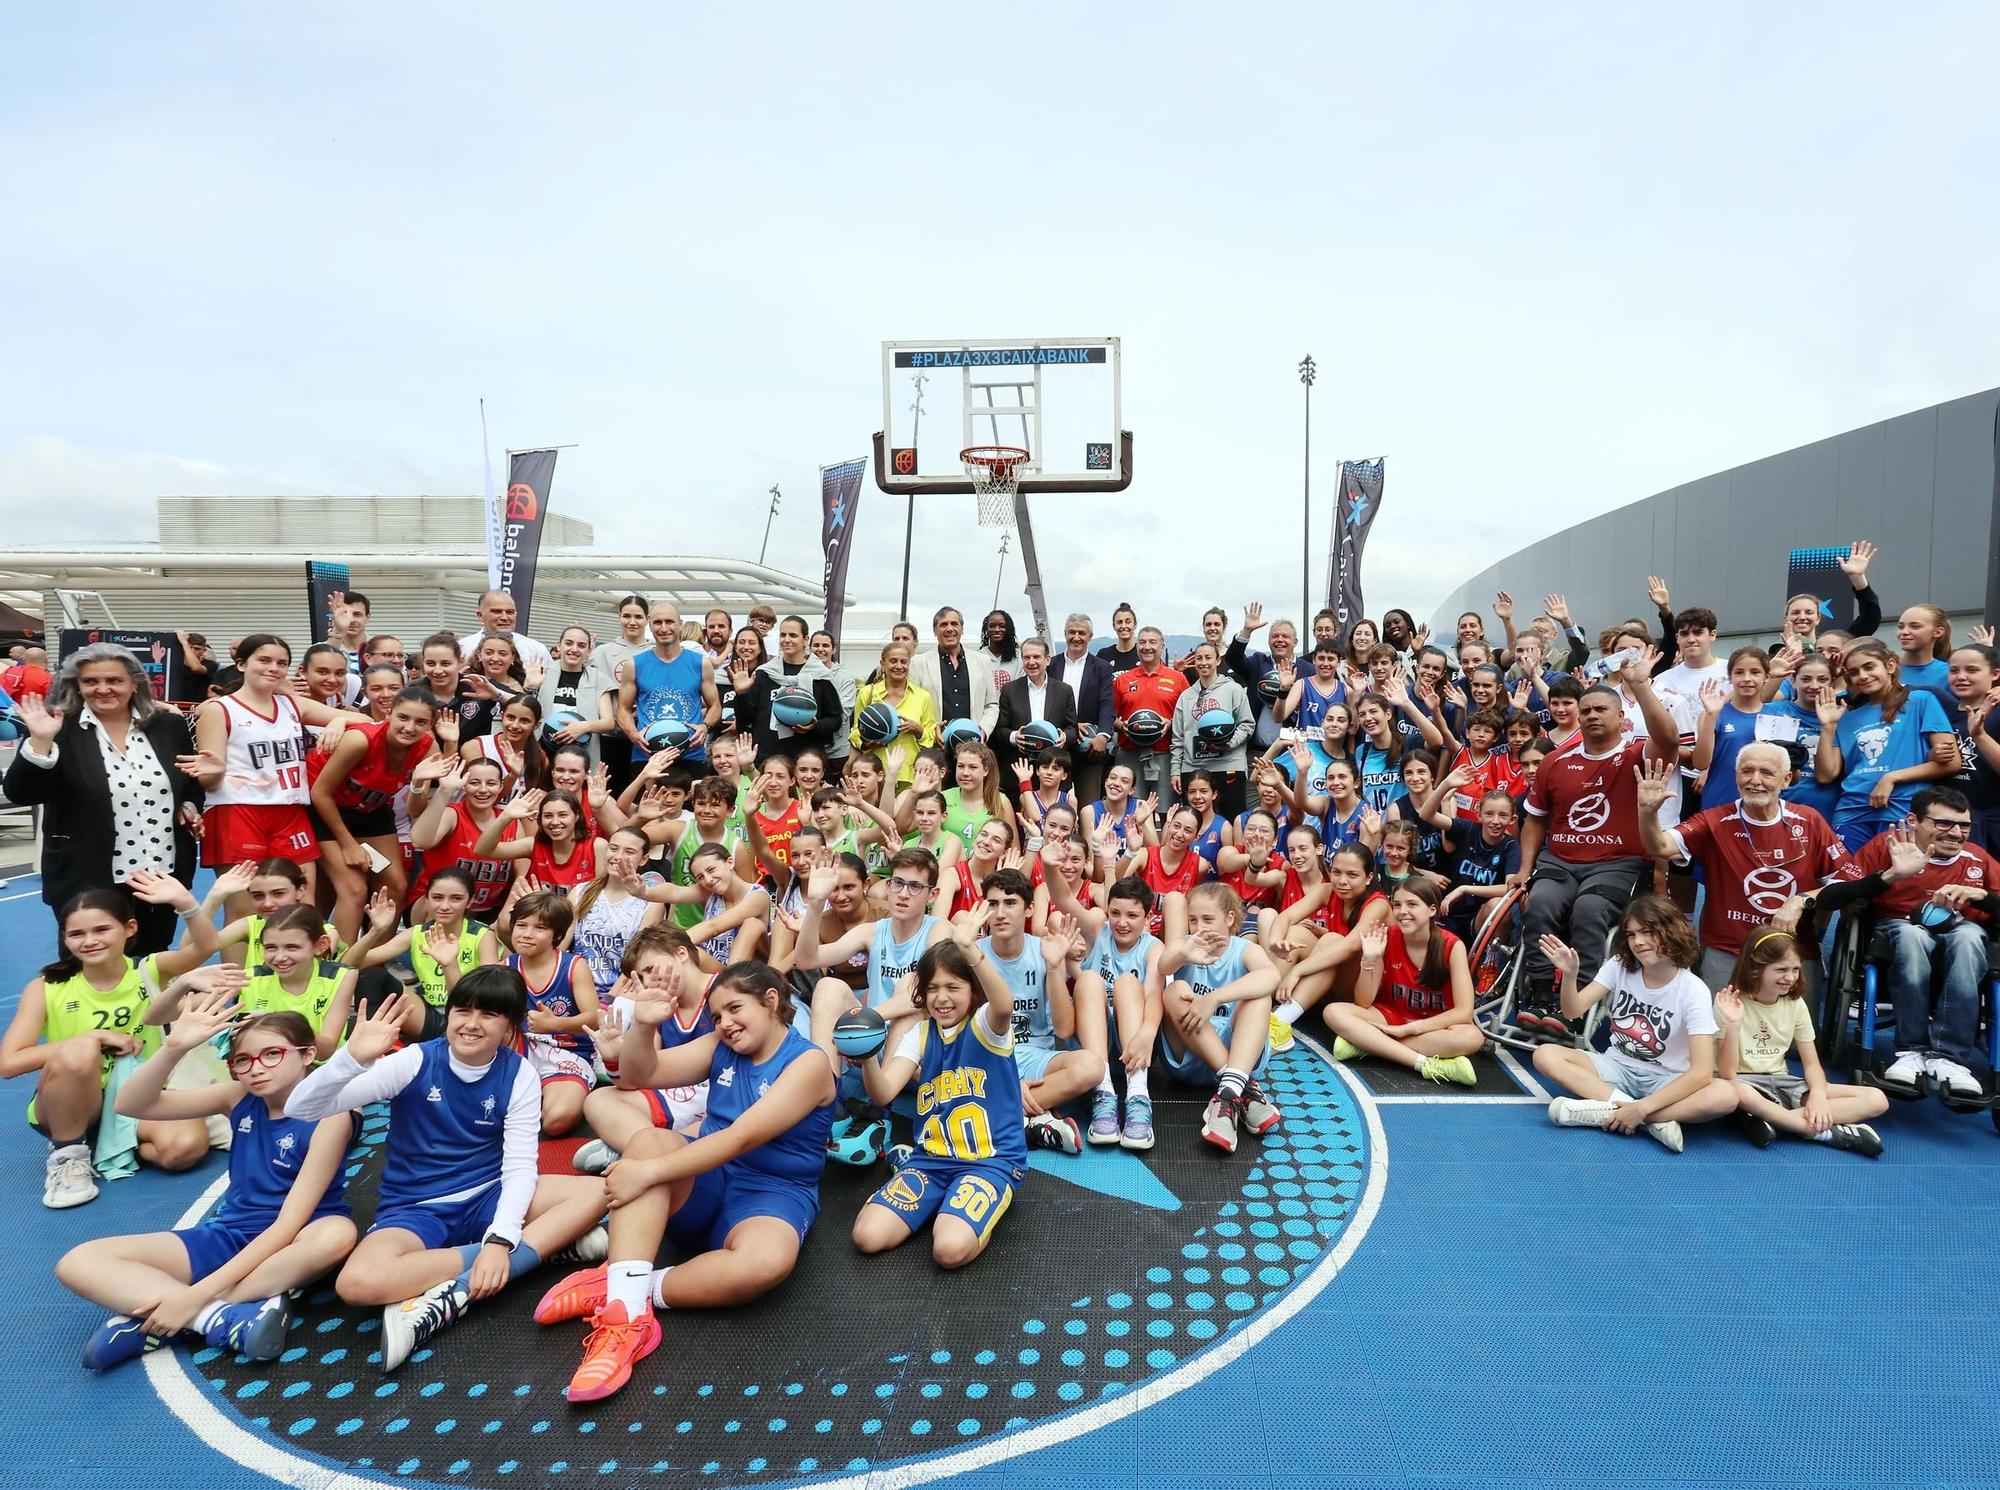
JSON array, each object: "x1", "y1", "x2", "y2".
[{"x1": 482, "y1": 1232, "x2": 517, "y2": 1252}]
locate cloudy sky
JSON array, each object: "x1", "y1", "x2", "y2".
[{"x1": 5, "y1": 4, "x2": 1997, "y2": 634}]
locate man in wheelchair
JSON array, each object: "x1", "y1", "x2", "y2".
[
  {"x1": 1509, "y1": 647, "x2": 1682, "y2": 1034},
  {"x1": 1808, "y1": 788, "x2": 1996, "y2": 1099}
]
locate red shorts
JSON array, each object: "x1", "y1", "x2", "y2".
[
  {"x1": 202, "y1": 804, "x2": 321, "y2": 867},
  {"x1": 1373, "y1": 1001, "x2": 1415, "y2": 1027}
]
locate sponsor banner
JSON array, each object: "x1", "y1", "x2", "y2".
[
  {"x1": 1785, "y1": 546, "x2": 1857, "y2": 633},
  {"x1": 305, "y1": 560, "x2": 350, "y2": 649},
  {"x1": 819, "y1": 456, "x2": 866, "y2": 644},
  {"x1": 500, "y1": 449, "x2": 558, "y2": 630},
  {"x1": 1328, "y1": 458, "x2": 1385, "y2": 636},
  {"x1": 58, "y1": 627, "x2": 190, "y2": 703}
]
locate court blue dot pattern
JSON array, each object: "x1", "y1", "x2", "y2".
[{"x1": 167, "y1": 1048, "x2": 1366, "y2": 1486}]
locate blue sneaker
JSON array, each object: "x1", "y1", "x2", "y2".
[
  {"x1": 82, "y1": 1314, "x2": 168, "y2": 1372},
  {"x1": 885, "y1": 1142, "x2": 915, "y2": 1170},
  {"x1": 828, "y1": 1117, "x2": 890, "y2": 1167},
  {"x1": 1119, "y1": 1096, "x2": 1156, "y2": 1151},
  {"x1": 205, "y1": 1296, "x2": 290, "y2": 1360},
  {"x1": 1087, "y1": 1088, "x2": 1122, "y2": 1145}
]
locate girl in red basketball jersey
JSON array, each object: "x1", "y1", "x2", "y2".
[
  {"x1": 1257, "y1": 823, "x2": 1331, "y2": 962},
  {"x1": 196, "y1": 635, "x2": 359, "y2": 920},
  {"x1": 1267, "y1": 843, "x2": 1390, "y2": 1052},
  {"x1": 1122, "y1": 803, "x2": 1209, "y2": 945},
  {"x1": 1216, "y1": 809, "x2": 1288, "y2": 921},
  {"x1": 461, "y1": 694, "x2": 547, "y2": 797},
  {"x1": 1323, "y1": 878, "x2": 1481, "y2": 1085},
  {"x1": 309, "y1": 688, "x2": 440, "y2": 944},
  {"x1": 935, "y1": 817, "x2": 1017, "y2": 925},
  {"x1": 410, "y1": 758, "x2": 519, "y2": 920},
  {"x1": 475, "y1": 787, "x2": 608, "y2": 893}
]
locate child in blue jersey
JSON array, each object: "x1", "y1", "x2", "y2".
[
  {"x1": 573, "y1": 925, "x2": 709, "y2": 1175},
  {"x1": 286, "y1": 969, "x2": 609, "y2": 1373},
  {"x1": 1159, "y1": 883, "x2": 1284, "y2": 1155},
  {"x1": 975, "y1": 868, "x2": 1105, "y2": 1156},
  {"x1": 1813, "y1": 639, "x2": 1957, "y2": 850},
  {"x1": 1046, "y1": 866, "x2": 1164, "y2": 1150},
  {"x1": 1693, "y1": 649, "x2": 1778, "y2": 812},
  {"x1": 505, "y1": 890, "x2": 601, "y2": 1136},
  {"x1": 533, "y1": 960, "x2": 837, "y2": 1403},
  {"x1": 59, "y1": 998, "x2": 354, "y2": 1370},
  {"x1": 797, "y1": 846, "x2": 948, "y2": 1160},
  {"x1": 1771, "y1": 652, "x2": 1841, "y2": 820},
  {"x1": 853, "y1": 916, "x2": 1029, "y2": 1269}
]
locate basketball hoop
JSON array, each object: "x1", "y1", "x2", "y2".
[{"x1": 961, "y1": 445, "x2": 1028, "y2": 528}]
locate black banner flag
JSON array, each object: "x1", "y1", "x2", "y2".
[
  {"x1": 500, "y1": 449, "x2": 557, "y2": 630},
  {"x1": 1327, "y1": 458, "x2": 1385, "y2": 635},
  {"x1": 819, "y1": 457, "x2": 865, "y2": 645}
]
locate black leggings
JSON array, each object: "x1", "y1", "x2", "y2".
[{"x1": 1522, "y1": 854, "x2": 1646, "y2": 989}]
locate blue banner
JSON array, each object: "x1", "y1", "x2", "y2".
[{"x1": 819, "y1": 457, "x2": 866, "y2": 644}]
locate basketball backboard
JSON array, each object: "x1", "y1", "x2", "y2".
[{"x1": 874, "y1": 337, "x2": 1132, "y2": 494}]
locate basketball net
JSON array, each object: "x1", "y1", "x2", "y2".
[{"x1": 962, "y1": 445, "x2": 1026, "y2": 529}]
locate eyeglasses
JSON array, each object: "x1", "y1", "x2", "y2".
[
  {"x1": 886, "y1": 876, "x2": 930, "y2": 895},
  {"x1": 1922, "y1": 818, "x2": 1973, "y2": 835},
  {"x1": 227, "y1": 1046, "x2": 311, "y2": 1074}
]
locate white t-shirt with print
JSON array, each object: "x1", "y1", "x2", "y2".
[{"x1": 1592, "y1": 959, "x2": 1717, "y2": 1079}]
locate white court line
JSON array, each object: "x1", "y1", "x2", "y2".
[
  {"x1": 146, "y1": 1043, "x2": 1392, "y2": 1490},
  {"x1": 1494, "y1": 1046, "x2": 1550, "y2": 1099},
  {"x1": 1373, "y1": 1093, "x2": 1542, "y2": 1106},
  {"x1": 0, "y1": 887, "x2": 47, "y2": 904}
]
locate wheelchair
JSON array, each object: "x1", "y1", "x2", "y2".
[
  {"x1": 1816, "y1": 907, "x2": 2000, "y2": 1131},
  {"x1": 1467, "y1": 885, "x2": 1608, "y2": 1054}
]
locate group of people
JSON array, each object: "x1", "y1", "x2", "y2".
[{"x1": 1, "y1": 542, "x2": 1994, "y2": 1402}]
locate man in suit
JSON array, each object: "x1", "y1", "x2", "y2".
[
  {"x1": 1053, "y1": 612, "x2": 1118, "y2": 805},
  {"x1": 910, "y1": 606, "x2": 999, "y2": 737},
  {"x1": 992, "y1": 636, "x2": 1078, "y2": 788}
]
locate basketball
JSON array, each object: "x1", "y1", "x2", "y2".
[
  {"x1": 832, "y1": 1005, "x2": 888, "y2": 1059},
  {"x1": 1259, "y1": 672, "x2": 1287, "y2": 700},
  {"x1": 1121, "y1": 708, "x2": 1167, "y2": 746},
  {"x1": 643, "y1": 717, "x2": 695, "y2": 751},
  {"x1": 941, "y1": 717, "x2": 983, "y2": 750},
  {"x1": 857, "y1": 701, "x2": 900, "y2": 744},
  {"x1": 1194, "y1": 707, "x2": 1236, "y2": 753},
  {"x1": 1017, "y1": 719, "x2": 1062, "y2": 755},
  {"x1": 770, "y1": 683, "x2": 818, "y2": 730},
  {"x1": 541, "y1": 707, "x2": 586, "y2": 743}
]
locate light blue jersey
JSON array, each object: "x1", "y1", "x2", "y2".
[{"x1": 980, "y1": 935, "x2": 1054, "y2": 1049}]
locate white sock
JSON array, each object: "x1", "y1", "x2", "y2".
[
  {"x1": 1127, "y1": 1067, "x2": 1150, "y2": 1100},
  {"x1": 649, "y1": 1265, "x2": 675, "y2": 1309},
  {"x1": 1095, "y1": 1065, "x2": 1115, "y2": 1096},
  {"x1": 605, "y1": 1259, "x2": 652, "y2": 1315},
  {"x1": 192, "y1": 1302, "x2": 225, "y2": 1333},
  {"x1": 1273, "y1": 1001, "x2": 1303, "y2": 1026},
  {"x1": 1218, "y1": 1067, "x2": 1248, "y2": 1100}
]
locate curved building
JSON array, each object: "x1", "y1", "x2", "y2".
[{"x1": 1428, "y1": 388, "x2": 1999, "y2": 647}]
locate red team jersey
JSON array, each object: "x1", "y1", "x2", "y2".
[
  {"x1": 1114, "y1": 666, "x2": 1191, "y2": 753},
  {"x1": 528, "y1": 835, "x2": 600, "y2": 890},
  {"x1": 414, "y1": 802, "x2": 518, "y2": 915},
  {"x1": 1671, "y1": 801, "x2": 1856, "y2": 954},
  {"x1": 311, "y1": 720, "x2": 433, "y2": 816},
  {"x1": 1523, "y1": 737, "x2": 1648, "y2": 863},
  {"x1": 1447, "y1": 746, "x2": 1523, "y2": 821},
  {"x1": 1375, "y1": 923, "x2": 1463, "y2": 1024},
  {"x1": 1221, "y1": 850, "x2": 1289, "y2": 914},
  {"x1": 1139, "y1": 844, "x2": 1208, "y2": 931},
  {"x1": 1849, "y1": 836, "x2": 1997, "y2": 922}
]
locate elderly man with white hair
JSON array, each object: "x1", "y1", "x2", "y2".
[{"x1": 1637, "y1": 743, "x2": 1860, "y2": 992}]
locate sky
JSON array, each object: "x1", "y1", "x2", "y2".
[{"x1": 4, "y1": 3, "x2": 1998, "y2": 637}]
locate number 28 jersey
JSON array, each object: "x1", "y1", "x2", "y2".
[{"x1": 896, "y1": 1008, "x2": 1027, "y2": 1174}]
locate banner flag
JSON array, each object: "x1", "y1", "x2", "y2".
[
  {"x1": 1784, "y1": 546, "x2": 1857, "y2": 634},
  {"x1": 819, "y1": 457, "x2": 866, "y2": 644},
  {"x1": 305, "y1": 560, "x2": 350, "y2": 648},
  {"x1": 59, "y1": 627, "x2": 189, "y2": 704},
  {"x1": 1327, "y1": 458, "x2": 1386, "y2": 635},
  {"x1": 500, "y1": 449, "x2": 558, "y2": 629}
]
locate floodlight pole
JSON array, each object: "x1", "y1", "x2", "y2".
[
  {"x1": 1299, "y1": 355, "x2": 1316, "y2": 627},
  {"x1": 758, "y1": 484, "x2": 782, "y2": 566}
]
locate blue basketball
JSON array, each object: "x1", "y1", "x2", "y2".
[
  {"x1": 1121, "y1": 708, "x2": 1168, "y2": 746},
  {"x1": 771, "y1": 683, "x2": 818, "y2": 730},
  {"x1": 1194, "y1": 707, "x2": 1237, "y2": 751},
  {"x1": 643, "y1": 717, "x2": 694, "y2": 751},
  {"x1": 1258, "y1": 672, "x2": 1287, "y2": 700},
  {"x1": 832, "y1": 1004, "x2": 888, "y2": 1059},
  {"x1": 941, "y1": 717, "x2": 983, "y2": 750},
  {"x1": 541, "y1": 707, "x2": 586, "y2": 743},
  {"x1": 857, "y1": 701, "x2": 900, "y2": 745},
  {"x1": 1017, "y1": 719, "x2": 1062, "y2": 756}
]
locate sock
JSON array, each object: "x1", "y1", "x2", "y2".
[
  {"x1": 1095, "y1": 1065, "x2": 1115, "y2": 1096},
  {"x1": 1127, "y1": 1067, "x2": 1150, "y2": 1101},
  {"x1": 605, "y1": 1259, "x2": 652, "y2": 1315},
  {"x1": 453, "y1": 1240, "x2": 543, "y2": 1290},
  {"x1": 649, "y1": 1265, "x2": 675, "y2": 1309},
  {"x1": 192, "y1": 1302, "x2": 226, "y2": 1334},
  {"x1": 1218, "y1": 1067, "x2": 1248, "y2": 1101},
  {"x1": 1273, "y1": 1001, "x2": 1303, "y2": 1027}
]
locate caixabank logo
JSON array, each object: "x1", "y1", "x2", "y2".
[{"x1": 147, "y1": 1041, "x2": 1381, "y2": 1489}]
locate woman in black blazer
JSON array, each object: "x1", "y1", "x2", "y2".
[{"x1": 3, "y1": 643, "x2": 210, "y2": 955}]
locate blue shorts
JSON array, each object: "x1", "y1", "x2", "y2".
[
  {"x1": 867, "y1": 1158, "x2": 1019, "y2": 1242},
  {"x1": 1013, "y1": 1042, "x2": 1060, "y2": 1083},
  {"x1": 667, "y1": 1164, "x2": 818, "y2": 1252},
  {"x1": 174, "y1": 1219, "x2": 262, "y2": 1280},
  {"x1": 1157, "y1": 1014, "x2": 1270, "y2": 1086},
  {"x1": 368, "y1": 1184, "x2": 501, "y2": 1250}
]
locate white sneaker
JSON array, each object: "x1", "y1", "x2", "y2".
[
  {"x1": 1642, "y1": 1120, "x2": 1685, "y2": 1154},
  {"x1": 571, "y1": 1139, "x2": 617, "y2": 1174},
  {"x1": 43, "y1": 1144, "x2": 98, "y2": 1209},
  {"x1": 1882, "y1": 1050, "x2": 1926, "y2": 1091},
  {"x1": 1926, "y1": 1056, "x2": 1982, "y2": 1099},
  {"x1": 551, "y1": 1224, "x2": 610, "y2": 1266},
  {"x1": 1546, "y1": 1097, "x2": 1615, "y2": 1129}
]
